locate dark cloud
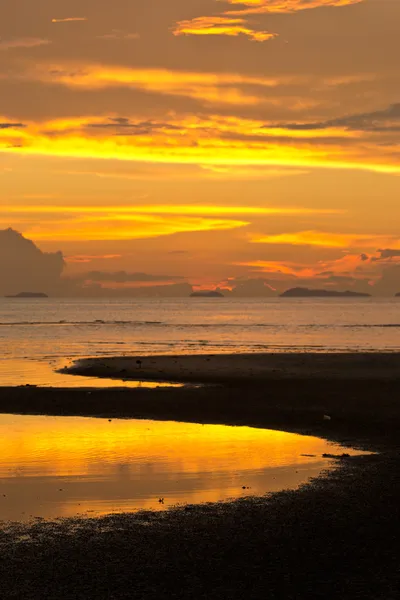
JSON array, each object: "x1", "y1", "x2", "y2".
[
  {"x1": 0, "y1": 122, "x2": 25, "y2": 129},
  {"x1": 228, "y1": 278, "x2": 277, "y2": 297},
  {"x1": 80, "y1": 271, "x2": 185, "y2": 283},
  {"x1": 372, "y1": 265, "x2": 400, "y2": 296},
  {"x1": 87, "y1": 118, "x2": 182, "y2": 136},
  {"x1": 0, "y1": 228, "x2": 64, "y2": 296},
  {"x1": 77, "y1": 281, "x2": 193, "y2": 297},
  {"x1": 266, "y1": 103, "x2": 400, "y2": 133},
  {"x1": 376, "y1": 248, "x2": 400, "y2": 260},
  {"x1": 97, "y1": 30, "x2": 139, "y2": 40},
  {"x1": 0, "y1": 38, "x2": 50, "y2": 50}
]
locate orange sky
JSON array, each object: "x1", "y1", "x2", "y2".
[{"x1": 1, "y1": 0, "x2": 400, "y2": 294}]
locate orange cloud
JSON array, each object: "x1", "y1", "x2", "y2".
[
  {"x1": 28, "y1": 64, "x2": 286, "y2": 106},
  {"x1": 226, "y1": 0, "x2": 363, "y2": 15},
  {"x1": 2, "y1": 204, "x2": 345, "y2": 242},
  {"x1": 252, "y1": 231, "x2": 400, "y2": 249},
  {"x1": 4, "y1": 214, "x2": 248, "y2": 242},
  {"x1": 51, "y1": 17, "x2": 88, "y2": 23},
  {"x1": 0, "y1": 38, "x2": 50, "y2": 50},
  {"x1": 238, "y1": 260, "x2": 316, "y2": 278},
  {"x1": 2, "y1": 205, "x2": 342, "y2": 217},
  {"x1": 174, "y1": 0, "x2": 364, "y2": 41},
  {"x1": 174, "y1": 16, "x2": 277, "y2": 42},
  {"x1": 1, "y1": 111, "x2": 399, "y2": 175}
]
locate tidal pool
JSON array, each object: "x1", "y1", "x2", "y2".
[
  {"x1": 0, "y1": 414, "x2": 366, "y2": 523},
  {"x1": 0, "y1": 358, "x2": 183, "y2": 388}
]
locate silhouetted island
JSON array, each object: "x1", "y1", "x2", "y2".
[
  {"x1": 280, "y1": 287, "x2": 371, "y2": 298},
  {"x1": 396, "y1": 292, "x2": 400, "y2": 297},
  {"x1": 190, "y1": 291, "x2": 224, "y2": 298},
  {"x1": 5, "y1": 292, "x2": 48, "y2": 298}
]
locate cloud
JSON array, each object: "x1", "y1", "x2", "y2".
[
  {"x1": 51, "y1": 18, "x2": 88, "y2": 23},
  {"x1": 173, "y1": 0, "x2": 363, "y2": 41},
  {"x1": 174, "y1": 16, "x2": 277, "y2": 42},
  {"x1": 0, "y1": 122, "x2": 25, "y2": 129},
  {"x1": 65, "y1": 254, "x2": 122, "y2": 264},
  {"x1": 267, "y1": 104, "x2": 400, "y2": 133},
  {"x1": 0, "y1": 38, "x2": 50, "y2": 50},
  {"x1": 3, "y1": 203, "x2": 342, "y2": 217},
  {"x1": 2, "y1": 108, "x2": 398, "y2": 175},
  {"x1": 97, "y1": 30, "x2": 139, "y2": 40},
  {"x1": 31, "y1": 64, "x2": 288, "y2": 106},
  {"x1": 252, "y1": 231, "x2": 400, "y2": 249},
  {"x1": 227, "y1": 278, "x2": 277, "y2": 297},
  {"x1": 376, "y1": 249, "x2": 400, "y2": 260},
  {"x1": 78, "y1": 271, "x2": 185, "y2": 283},
  {"x1": 87, "y1": 117, "x2": 183, "y2": 136},
  {"x1": 3, "y1": 205, "x2": 249, "y2": 242},
  {"x1": 0, "y1": 228, "x2": 64, "y2": 296},
  {"x1": 371, "y1": 265, "x2": 400, "y2": 296},
  {"x1": 0, "y1": 228, "x2": 194, "y2": 297},
  {"x1": 225, "y1": 0, "x2": 363, "y2": 16},
  {"x1": 3, "y1": 203, "x2": 342, "y2": 244}
]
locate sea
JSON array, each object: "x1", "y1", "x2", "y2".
[
  {"x1": 0, "y1": 296, "x2": 399, "y2": 387},
  {"x1": 0, "y1": 297, "x2": 378, "y2": 520}
]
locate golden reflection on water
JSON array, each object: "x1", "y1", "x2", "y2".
[
  {"x1": 0, "y1": 415, "x2": 361, "y2": 522},
  {"x1": 0, "y1": 359, "x2": 182, "y2": 388}
]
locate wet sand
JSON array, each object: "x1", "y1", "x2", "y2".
[
  {"x1": 64, "y1": 352, "x2": 400, "y2": 384},
  {"x1": 0, "y1": 353, "x2": 399, "y2": 598}
]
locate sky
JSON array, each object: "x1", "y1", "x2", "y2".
[{"x1": 1, "y1": 0, "x2": 400, "y2": 296}]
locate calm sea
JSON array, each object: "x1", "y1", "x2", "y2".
[{"x1": 0, "y1": 297, "x2": 399, "y2": 386}]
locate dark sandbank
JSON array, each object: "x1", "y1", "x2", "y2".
[
  {"x1": 0, "y1": 353, "x2": 399, "y2": 598},
  {"x1": 63, "y1": 352, "x2": 400, "y2": 385}
]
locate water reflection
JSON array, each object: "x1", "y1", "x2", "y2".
[
  {"x1": 0, "y1": 359, "x2": 182, "y2": 388},
  {"x1": 0, "y1": 415, "x2": 365, "y2": 522}
]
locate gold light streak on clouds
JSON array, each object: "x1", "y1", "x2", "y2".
[
  {"x1": 1, "y1": 109, "x2": 399, "y2": 175},
  {"x1": 51, "y1": 18, "x2": 88, "y2": 23},
  {"x1": 173, "y1": 16, "x2": 276, "y2": 42},
  {"x1": 251, "y1": 231, "x2": 400, "y2": 249},
  {"x1": 174, "y1": 0, "x2": 364, "y2": 41},
  {"x1": 4, "y1": 205, "x2": 343, "y2": 217},
  {"x1": 2, "y1": 205, "x2": 343, "y2": 242},
  {"x1": 237, "y1": 251, "x2": 393, "y2": 283},
  {"x1": 0, "y1": 38, "x2": 50, "y2": 50},
  {"x1": 225, "y1": 0, "x2": 364, "y2": 15},
  {"x1": 29, "y1": 64, "x2": 291, "y2": 106}
]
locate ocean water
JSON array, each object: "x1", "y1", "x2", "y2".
[{"x1": 0, "y1": 297, "x2": 399, "y2": 386}]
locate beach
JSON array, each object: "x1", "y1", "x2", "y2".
[
  {"x1": 65, "y1": 351, "x2": 400, "y2": 383},
  {"x1": 0, "y1": 353, "x2": 399, "y2": 598}
]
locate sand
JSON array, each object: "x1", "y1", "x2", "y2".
[
  {"x1": 64, "y1": 352, "x2": 400, "y2": 384},
  {"x1": 0, "y1": 352, "x2": 399, "y2": 598}
]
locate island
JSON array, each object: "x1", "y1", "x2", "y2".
[
  {"x1": 190, "y1": 290, "x2": 224, "y2": 298},
  {"x1": 5, "y1": 292, "x2": 49, "y2": 298},
  {"x1": 280, "y1": 287, "x2": 371, "y2": 298},
  {"x1": 396, "y1": 293, "x2": 400, "y2": 297}
]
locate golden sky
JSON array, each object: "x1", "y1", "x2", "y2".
[{"x1": 1, "y1": 0, "x2": 400, "y2": 294}]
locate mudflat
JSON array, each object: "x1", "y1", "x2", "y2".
[
  {"x1": 64, "y1": 352, "x2": 400, "y2": 384},
  {"x1": 0, "y1": 353, "x2": 399, "y2": 599}
]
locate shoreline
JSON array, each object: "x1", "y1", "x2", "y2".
[{"x1": 0, "y1": 353, "x2": 399, "y2": 598}]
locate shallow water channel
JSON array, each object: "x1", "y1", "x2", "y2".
[
  {"x1": 0, "y1": 414, "x2": 367, "y2": 523},
  {"x1": 0, "y1": 358, "x2": 183, "y2": 388}
]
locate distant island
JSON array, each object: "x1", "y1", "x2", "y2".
[
  {"x1": 280, "y1": 287, "x2": 371, "y2": 298},
  {"x1": 190, "y1": 291, "x2": 224, "y2": 298},
  {"x1": 5, "y1": 292, "x2": 48, "y2": 298},
  {"x1": 396, "y1": 293, "x2": 400, "y2": 297}
]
